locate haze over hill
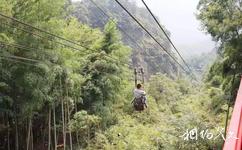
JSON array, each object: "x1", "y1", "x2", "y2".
[
  {"x1": 135, "y1": 0, "x2": 216, "y2": 56},
  {"x1": 72, "y1": 0, "x2": 216, "y2": 57}
]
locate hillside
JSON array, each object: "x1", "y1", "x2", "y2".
[
  {"x1": 71, "y1": 0, "x2": 179, "y2": 78},
  {"x1": 0, "y1": 0, "x2": 240, "y2": 149}
]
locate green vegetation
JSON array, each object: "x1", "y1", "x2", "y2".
[
  {"x1": 72, "y1": 0, "x2": 179, "y2": 78},
  {"x1": 197, "y1": 0, "x2": 242, "y2": 97},
  {"x1": 0, "y1": 0, "x2": 240, "y2": 149}
]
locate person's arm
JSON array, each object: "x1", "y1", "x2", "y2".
[{"x1": 141, "y1": 90, "x2": 146, "y2": 96}]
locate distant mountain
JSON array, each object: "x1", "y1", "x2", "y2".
[
  {"x1": 71, "y1": 0, "x2": 180, "y2": 78},
  {"x1": 177, "y1": 39, "x2": 215, "y2": 58},
  {"x1": 186, "y1": 49, "x2": 217, "y2": 79}
]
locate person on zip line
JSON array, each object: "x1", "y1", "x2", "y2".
[{"x1": 132, "y1": 83, "x2": 148, "y2": 111}]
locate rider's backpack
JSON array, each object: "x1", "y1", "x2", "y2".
[{"x1": 133, "y1": 96, "x2": 145, "y2": 111}]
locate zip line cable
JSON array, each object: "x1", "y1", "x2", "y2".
[
  {"x1": 0, "y1": 21, "x2": 130, "y2": 66},
  {"x1": 0, "y1": 5, "x2": 194, "y2": 73},
  {"x1": 0, "y1": 42, "x2": 46, "y2": 63},
  {"x1": 88, "y1": 0, "x2": 177, "y2": 70},
  {"x1": 0, "y1": 13, "x2": 131, "y2": 67},
  {"x1": 2, "y1": 55, "x2": 40, "y2": 63},
  {"x1": 0, "y1": 55, "x2": 41, "y2": 67},
  {"x1": 0, "y1": 55, "x2": 39, "y2": 64},
  {"x1": 113, "y1": 0, "x2": 190, "y2": 75},
  {"x1": 0, "y1": 13, "x2": 119, "y2": 59},
  {"x1": 0, "y1": 21, "x2": 92, "y2": 52},
  {"x1": 0, "y1": 23, "x2": 98, "y2": 57},
  {"x1": 88, "y1": 0, "x2": 146, "y2": 53},
  {"x1": 0, "y1": 43, "x2": 99, "y2": 68},
  {"x1": 0, "y1": 39, "x2": 130, "y2": 68},
  {"x1": 0, "y1": 40, "x2": 46, "y2": 54},
  {"x1": 140, "y1": 0, "x2": 196, "y2": 78},
  {"x1": 0, "y1": 41, "x2": 106, "y2": 66},
  {"x1": 0, "y1": 12, "x2": 90, "y2": 49}
]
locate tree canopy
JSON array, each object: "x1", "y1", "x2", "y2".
[{"x1": 0, "y1": 0, "x2": 237, "y2": 149}]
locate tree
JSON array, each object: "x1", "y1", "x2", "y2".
[{"x1": 197, "y1": 0, "x2": 242, "y2": 97}]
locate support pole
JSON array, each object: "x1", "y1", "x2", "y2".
[
  {"x1": 224, "y1": 64, "x2": 236, "y2": 138},
  {"x1": 134, "y1": 68, "x2": 137, "y2": 87},
  {"x1": 140, "y1": 68, "x2": 144, "y2": 85}
]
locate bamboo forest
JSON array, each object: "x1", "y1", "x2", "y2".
[{"x1": 0, "y1": 0, "x2": 242, "y2": 150}]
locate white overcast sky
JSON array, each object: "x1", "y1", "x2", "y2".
[
  {"x1": 72, "y1": 0, "x2": 215, "y2": 56},
  {"x1": 135, "y1": 0, "x2": 215, "y2": 56}
]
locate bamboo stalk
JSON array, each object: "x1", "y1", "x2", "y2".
[
  {"x1": 48, "y1": 107, "x2": 51, "y2": 150},
  {"x1": 53, "y1": 104, "x2": 57, "y2": 150},
  {"x1": 62, "y1": 100, "x2": 66, "y2": 150},
  {"x1": 75, "y1": 98, "x2": 80, "y2": 148},
  {"x1": 67, "y1": 100, "x2": 73, "y2": 150},
  {"x1": 31, "y1": 121, "x2": 33, "y2": 150},
  {"x1": 15, "y1": 113, "x2": 19, "y2": 150},
  {"x1": 27, "y1": 118, "x2": 31, "y2": 150},
  {"x1": 60, "y1": 77, "x2": 66, "y2": 150},
  {"x1": 7, "y1": 118, "x2": 10, "y2": 150}
]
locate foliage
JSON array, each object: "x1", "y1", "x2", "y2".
[
  {"x1": 0, "y1": 0, "x2": 232, "y2": 149},
  {"x1": 0, "y1": 0, "x2": 131, "y2": 149},
  {"x1": 88, "y1": 75, "x2": 226, "y2": 150},
  {"x1": 197, "y1": 0, "x2": 242, "y2": 97},
  {"x1": 72, "y1": 0, "x2": 179, "y2": 78}
]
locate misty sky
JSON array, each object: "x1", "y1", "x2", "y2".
[
  {"x1": 72, "y1": 0, "x2": 216, "y2": 56},
  {"x1": 135, "y1": 0, "x2": 215, "y2": 56}
]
